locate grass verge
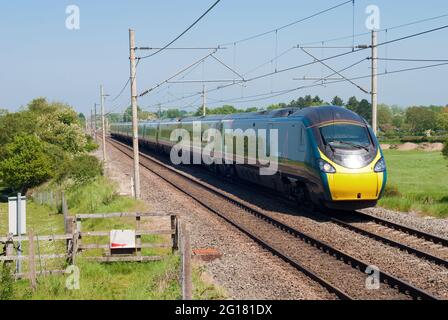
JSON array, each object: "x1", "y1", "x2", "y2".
[
  {"x1": 10, "y1": 256, "x2": 181, "y2": 300},
  {"x1": 0, "y1": 177, "x2": 225, "y2": 300},
  {"x1": 379, "y1": 150, "x2": 448, "y2": 218}
]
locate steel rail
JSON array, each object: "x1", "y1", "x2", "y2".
[
  {"x1": 219, "y1": 173, "x2": 448, "y2": 269},
  {"x1": 327, "y1": 216, "x2": 448, "y2": 268},
  {"x1": 107, "y1": 138, "x2": 351, "y2": 300},
  {"x1": 108, "y1": 137, "x2": 438, "y2": 300},
  {"x1": 352, "y1": 211, "x2": 448, "y2": 247}
]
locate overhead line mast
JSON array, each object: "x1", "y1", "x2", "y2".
[
  {"x1": 129, "y1": 29, "x2": 141, "y2": 200},
  {"x1": 371, "y1": 30, "x2": 378, "y2": 135},
  {"x1": 100, "y1": 85, "x2": 108, "y2": 164}
]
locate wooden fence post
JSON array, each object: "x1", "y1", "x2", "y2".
[
  {"x1": 136, "y1": 214, "x2": 142, "y2": 257},
  {"x1": 65, "y1": 216, "x2": 75, "y2": 261},
  {"x1": 5, "y1": 234, "x2": 14, "y2": 264},
  {"x1": 28, "y1": 230, "x2": 37, "y2": 290},
  {"x1": 4, "y1": 234, "x2": 14, "y2": 281},
  {"x1": 76, "y1": 217, "x2": 82, "y2": 254},
  {"x1": 171, "y1": 215, "x2": 178, "y2": 252},
  {"x1": 62, "y1": 192, "x2": 68, "y2": 223},
  {"x1": 180, "y1": 220, "x2": 192, "y2": 300},
  {"x1": 71, "y1": 232, "x2": 79, "y2": 265}
]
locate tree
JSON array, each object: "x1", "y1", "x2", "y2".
[
  {"x1": 164, "y1": 109, "x2": 187, "y2": 118},
  {"x1": 140, "y1": 111, "x2": 157, "y2": 120},
  {"x1": 377, "y1": 104, "x2": 393, "y2": 132},
  {"x1": 78, "y1": 113, "x2": 86, "y2": 128},
  {"x1": 0, "y1": 135, "x2": 53, "y2": 192},
  {"x1": 123, "y1": 106, "x2": 156, "y2": 121},
  {"x1": 303, "y1": 95, "x2": 313, "y2": 107},
  {"x1": 288, "y1": 95, "x2": 323, "y2": 108},
  {"x1": 214, "y1": 105, "x2": 241, "y2": 114},
  {"x1": 345, "y1": 97, "x2": 371, "y2": 124},
  {"x1": 405, "y1": 107, "x2": 437, "y2": 133},
  {"x1": 245, "y1": 107, "x2": 258, "y2": 113},
  {"x1": 331, "y1": 96, "x2": 344, "y2": 106},
  {"x1": 28, "y1": 98, "x2": 53, "y2": 114},
  {"x1": 436, "y1": 110, "x2": 448, "y2": 131},
  {"x1": 357, "y1": 99, "x2": 372, "y2": 124},
  {"x1": 388, "y1": 105, "x2": 406, "y2": 131},
  {"x1": 0, "y1": 109, "x2": 8, "y2": 117},
  {"x1": 267, "y1": 103, "x2": 285, "y2": 111},
  {"x1": 346, "y1": 96, "x2": 359, "y2": 113},
  {"x1": 36, "y1": 107, "x2": 87, "y2": 153},
  {"x1": 0, "y1": 111, "x2": 37, "y2": 146},
  {"x1": 107, "y1": 113, "x2": 124, "y2": 123},
  {"x1": 312, "y1": 95, "x2": 323, "y2": 105},
  {"x1": 123, "y1": 106, "x2": 141, "y2": 122},
  {"x1": 392, "y1": 114, "x2": 405, "y2": 130},
  {"x1": 195, "y1": 105, "x2": 244, "y2": 116}
]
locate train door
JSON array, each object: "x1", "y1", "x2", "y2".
[
  {"x1": 298, "y1": 123, "x2": 307, "y2": 161},
  {"x1": 267, "y1": 123, "x2": 274, "y2": 158},
  {"x1": 270, "y1": 121, "x2": 288, "y2": 160}
]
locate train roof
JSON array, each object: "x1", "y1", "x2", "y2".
[
  {"x1": 180, "y1": 108, "x2": 302, "y2": 122},
  {"x1": 291, "y1": 106, "x2": 366, "y2": 127},
  {"x1": 179, "y1": 106, "x2": 364, "y2": 125},
  {"x1": 111, "y1": 106, "x2": 365, "y2": 126}
]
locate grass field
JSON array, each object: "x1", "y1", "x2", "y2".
[
  {"x1": 0, "y1": 178, "x2": 225, "y2": 300},
  {"x1": 379, "y1": 150, "x2": 448, "y2": 218}
]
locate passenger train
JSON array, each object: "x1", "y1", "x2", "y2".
[{"x1": 110, "y1": 106, "x2": 387, "y2": 211}]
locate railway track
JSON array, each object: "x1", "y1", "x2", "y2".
[
  {"x1": 326, "y1": 211, "x2": 448, "y2": 268},
  {"x1": 107, "y1": 137, "x2": 439, "y2": 300},
  {"x1": 240, "y1": 183, "x2": 448, "y2": 269},
  {"x1": 195, "y1": 161, "x2": 448, "y2": 269}
]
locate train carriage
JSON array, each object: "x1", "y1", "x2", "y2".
[{"x1": 110, "y1": 106, "x2": 387, "y2": 211}]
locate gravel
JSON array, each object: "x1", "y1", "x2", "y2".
[
  {"x1": 348, "y1": 220, "x2": 448, "y2": 261},
  {"x1": 100, "y1": 140, "x2": 448, "y2": 300},
  {"x1": 361, "y1": 207, "x2": 448, "y2": 239},
  {"x1": 101, "y1": 142, "x2": 336, "y2": 300},
  {"x1": 135, "y1": 152, "x2": 448, "y2": 300}
]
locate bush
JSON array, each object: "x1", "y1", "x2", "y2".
[
  {"x1": 56, "y1": 154, "x2": 103, "y2": 186},
  {"x1": 0, "y1": 135, "x2": 53, "y2": 192},
  {"x1": 443, "y1": 142, "x2": 448, "y2": 159},
  {"x1": 400, "y1": 136, "x2": 448, "y2": 143},
  {"x1": 67, "y1": 177, "x2": 117, "y2": 213},
  {"x1": 84, "y1": 135, "x2": 99, "y2": 152},
  {"x1": 0, "y1": 263, "x2": 14, "y2": 300}
]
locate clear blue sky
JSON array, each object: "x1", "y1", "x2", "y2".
[{"x1": 1, "y1": 0, "x2": 447, "y2": 115}]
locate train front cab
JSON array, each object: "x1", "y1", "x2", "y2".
[{"x1": 311, "y1": 120, "x2": 387, "y2": 211}]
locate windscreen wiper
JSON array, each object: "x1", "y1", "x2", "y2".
[
  {"x1": 322, "y1": 136, "x2": 336, "y2": 153},
  {"x1": 330, "y1": 141, "x2": 369, "y2": 152}
]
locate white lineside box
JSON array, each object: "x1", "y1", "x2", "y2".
[
  {"x1": 110, "y1": 230, "x2": 136, "y2": 254},
  {"x1": 8, "y1": 196, "x2": 26, "y2": 236}
]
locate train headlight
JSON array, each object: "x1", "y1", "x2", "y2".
[
  {"x1": 344, "y1": 155, "x2": 364, "y2": 169},
  {"x1": 374, "y1": 157, "x2": 386, "y2": 172},
  {"x1": 319, "y1": 159, "x2": 336, "y2": 174}
]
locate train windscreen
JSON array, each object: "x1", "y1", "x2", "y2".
[{"x1": 320, "y1": 124, "x2": 372, "y2": 150}]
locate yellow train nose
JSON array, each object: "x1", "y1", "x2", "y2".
[{"x1": 327, "y1": 172, "x2": 382, "y2": 201}]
